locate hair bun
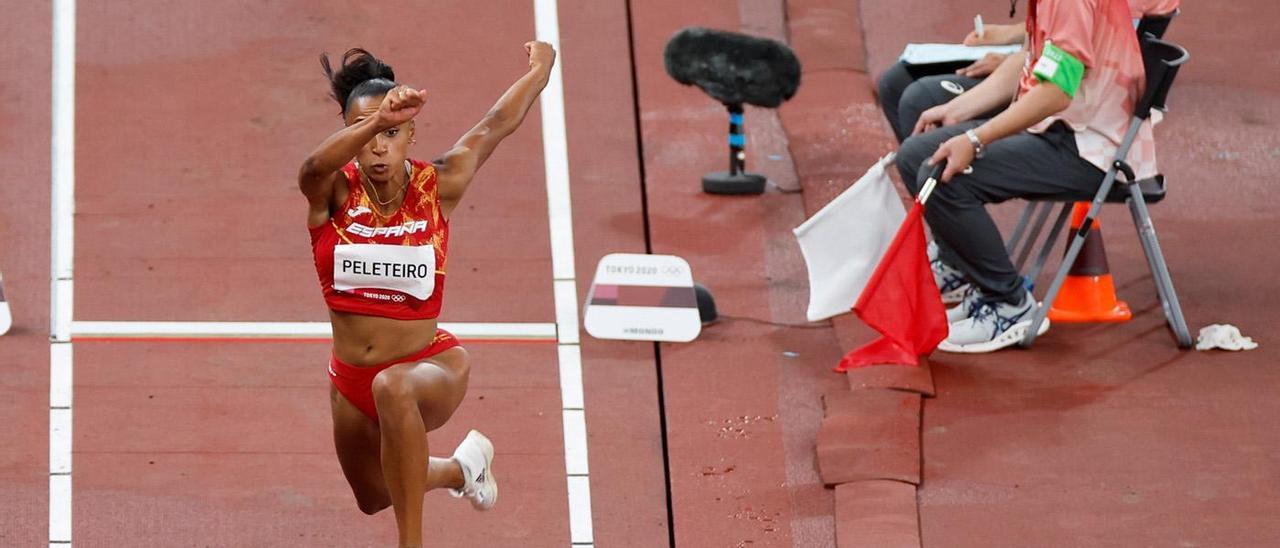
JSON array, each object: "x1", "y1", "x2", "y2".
[{"x1": 320, "y1": 48, "x2": 398, "y2": 115}]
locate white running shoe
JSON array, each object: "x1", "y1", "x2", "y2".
[
  {"x1": 938, "y1": 290, "x2": 1049, "y2": 353},
  {"x1": 945, "y1": 286, "x2": 982, "y2": 324},
  {"x1": 449, "y1": 430, "x2": 497, "y2": 510},
  {"x1": 929, "y1": 242, "x2": 971, "y2": 305}
]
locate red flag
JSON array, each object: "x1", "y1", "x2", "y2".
[{"x1": 836, "y1": 202, "x2": 948, "y2": 371}]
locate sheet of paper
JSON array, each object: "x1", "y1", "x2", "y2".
[{"x1": 899, "y1": 43, "x2": 1022, "y2": 65}]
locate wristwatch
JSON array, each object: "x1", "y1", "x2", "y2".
[{"x1": 964, "y1": 129, "x2": 986, "y2": 159}]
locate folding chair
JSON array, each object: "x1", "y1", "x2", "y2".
[{"x1": 1017, "y1": 35, "x2": 1193, "y2": 348}]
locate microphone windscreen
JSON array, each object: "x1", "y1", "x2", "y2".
[{"x1": 663, "y1": 27, "x2": 801, "y2": 108}]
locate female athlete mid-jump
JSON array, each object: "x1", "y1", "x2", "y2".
[{"x1": 299, "y1": 42, "x2": 554, "y2": 546}]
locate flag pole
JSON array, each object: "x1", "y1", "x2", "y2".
[{"x1": 917, "y1": 162, "x2": 945, "y2": 206}]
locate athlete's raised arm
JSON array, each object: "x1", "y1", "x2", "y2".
[
  {"x1": 299, "y1": 49, "x2": 426, "y2": 227},
  {"x1": 434, "y1": 41, "x2": 555, "y2": 217}
]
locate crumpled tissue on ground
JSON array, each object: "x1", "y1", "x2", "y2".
[{"x1": 1195, "y1": 324, "x2": 1258, "y2": 351}]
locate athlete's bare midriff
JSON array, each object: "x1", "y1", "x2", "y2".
[{"x1": 329, "y1": 309, "x2": 439, "y2": 366}]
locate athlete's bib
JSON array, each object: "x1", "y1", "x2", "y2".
[{"x1": 333, "y1": 243, "x2": 436, "y2": 300}]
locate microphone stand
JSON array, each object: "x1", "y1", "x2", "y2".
[{"x1": 701, "y1": 102, "x2": 767, "y2": 195}]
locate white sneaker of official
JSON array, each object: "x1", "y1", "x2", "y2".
[
  {"x1": 946, "y1": 287, "x2": 982, "y2": 324},
  {"x1": 939, "y1": 290, "x2": 1049, "y2": 353},
  {"x1": 929, "y1": 241, "x2": 972, "y2": 306}
]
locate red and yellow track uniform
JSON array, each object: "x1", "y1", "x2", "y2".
[
  {"x1": 310, "y1": 159, "x2": 460, "y2": 420},
  {"x1": 311, "y1": 158, "x2": 449, "y2": 319}
]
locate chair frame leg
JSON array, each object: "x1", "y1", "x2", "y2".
[
  {"x1": 1006, "y1": 203, "x2": 1036, "y2": 256},
  {"x1": 1126, "y1": 185, "x2": 1193, "y2": 348},
  {"x1": 1026, "y1": 203, "x2": 1074, "y2": 285},
  {"x1": 1014, "y1": 202, "x2": 1054, "y2": 272}
]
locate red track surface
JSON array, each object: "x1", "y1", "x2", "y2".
[
  {"x1": 1, "y1": 2, "x2": 54, "y2": 546},
  {"x1": 3, "y1": 1, "x2": 1278, "y2": 547}
]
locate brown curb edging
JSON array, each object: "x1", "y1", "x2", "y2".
[
  {"x1": 778, "y1": 0, "x2": 929, "y2": 546},
  {"x1": 846, "y1": 360, "x2": 936, "y2": 396},
  {"x1": 835, "y1": 480, "x2": 922, "y2": 548},
  {"x1": 815, "y1": 381, "x2": 928, "y2": 547},
  {"x1": 818, "y1": 389, "x2": 921, "y2": 485}
]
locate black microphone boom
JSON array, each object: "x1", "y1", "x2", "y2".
[{"x1": 663, "y1": 27, "x2": 802, "y2": 194}]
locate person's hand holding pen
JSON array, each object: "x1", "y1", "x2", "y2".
[
  {"x1": 955, "y1": 15, "x2": 1024, "y2": 78},
  {"x1": 962, "y1": 20, "x2": 1024, "y2": 46}
]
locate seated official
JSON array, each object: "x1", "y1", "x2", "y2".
[{"x1": 895, "y1": 0, "x2": 1158, "y2": 353}]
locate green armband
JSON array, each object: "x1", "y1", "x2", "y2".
[{"x1": 1033, "y1": 41, "x2": 1085, "y2": 98}]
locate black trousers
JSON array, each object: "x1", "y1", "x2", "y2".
[
  {"x1": 876, "y1": 60, "x2": 986, "y2": 143},
  {"x1": 896, "y1": 121, "x2": 1106, "y2": 304}
]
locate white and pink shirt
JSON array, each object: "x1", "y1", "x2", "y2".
[{"x1": 1019, "y1": 0, "x2": 1159, "y2": 179}]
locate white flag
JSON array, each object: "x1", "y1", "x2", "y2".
[{"x1": 793, "y1": 154, "x2": 906, "y2": 322}]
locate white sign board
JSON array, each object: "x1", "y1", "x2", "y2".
[{"x1": 583, "y1": 254, "x2": 702, "y2": 342}]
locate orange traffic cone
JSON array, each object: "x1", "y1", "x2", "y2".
[{"x1": 1047, "y1": 202, "x2": 1132, "y2": 323}]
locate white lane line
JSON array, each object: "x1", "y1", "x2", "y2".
[
  {"x1": 49, "y1": 0, "x2": 76, "y2": 544},
  {"x1": 536, "y1": 11, "x2": 576, "y2": 282},
  {"x1": 562, "y1": 409, "x2": 590, "y2": 475},
  {"x1": 553, "y1": 280, "x2": 581, "y2": 345},
  {"x1": 69, "y1": 321, "x2": 558, "y2": 341},
  {"x1": 49, "y1": 475, "x2": 72, "y2": 545},
  {"x1": 49, "y1": 409, "x2": 73, "y2": 474},
  {"x1": 558, "y1": 345, "x2": 584, "y2": 410},
  {"x1": 50, "y1": 345, "x2": 73, "y2": 408},
  {"x1": 53, "y1": 279, "x2": 73, "y2": 341},
  {"x1": 566, "y1": 476, "x2": 595, "y2": 547},
  {"x1": 534, "y1": 0, "x2": 594, "y2": 545},
  {"x1": 51, "y1": 1, "x2": 76, "y2": 289}
]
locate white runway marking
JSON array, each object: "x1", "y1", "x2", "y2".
[
  {"x1": 49, "y1": 1, "x2": 76, "y2": 544},
  {"x1": 69, "y1": 321, "x2": 558, "y2": 341},
  {"x1": 535, "y1": 0, "x2": 595, "y2": 545}
]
